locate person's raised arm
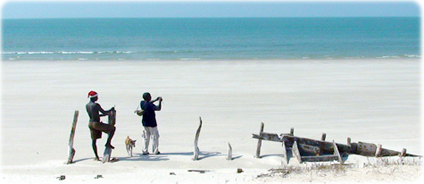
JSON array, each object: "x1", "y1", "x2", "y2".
[
  {"x1": 97, "y1": 104, "x2": 114, "y2": 116},
  {"x1": 155, "y1": 97, "x2": 163, "y2": 111}
]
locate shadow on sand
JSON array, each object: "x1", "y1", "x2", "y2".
[
  {"x1": 73, "y1": 151, "x2": 234, "y2": 163},
  {"x1": 70, "y1": 157, "x2": 95, "y2": 164},
  {"x1": 197, "y1": 151, "x2": 221, "y2": 160},
  {"x1": 118, "y1": 155, "x2": 170, "y2": 162},
  {"x1": 117, "y1": 152, "x2": 193, "y2": 162}
]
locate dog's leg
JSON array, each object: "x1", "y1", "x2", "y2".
[{"x1": 126, "y1": 145, "x2": 131, "y2": 157}]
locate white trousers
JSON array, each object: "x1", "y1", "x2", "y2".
[{"x1": 142, "y1": 126, "x2": 159, "y2": 154}]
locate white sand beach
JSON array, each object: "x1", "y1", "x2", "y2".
[{"x1": 1, "y1": 59, "x2": 421, "y2": 183}]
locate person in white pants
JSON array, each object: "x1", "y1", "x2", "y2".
[
  {"x1": 142, "y1": 126, "x2": 160, "y2": 155},
  {"x1": 140, "y1": 92, "x2": 162, "y2": 155}
]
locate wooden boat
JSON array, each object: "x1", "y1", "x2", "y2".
[{"x1": 252, "y1": 123, "x2": 420, "y2": 164}]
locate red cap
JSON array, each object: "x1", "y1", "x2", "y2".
[{"x1": 88, "y1": 91, "x2": 98, "y2": 98}]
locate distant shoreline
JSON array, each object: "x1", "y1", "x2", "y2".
[{"x1": 2, "y1": 16, "x2": 421, "y2": 20}]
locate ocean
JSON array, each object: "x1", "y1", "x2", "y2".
[{"x1": 1, "y1": 17, "x2": 420, "y2": 61}]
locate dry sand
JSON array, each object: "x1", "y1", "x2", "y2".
[{"x1": 1, "y1": 59, "x2": 421, "y2": 183}]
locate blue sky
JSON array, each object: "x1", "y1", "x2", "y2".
[{"x1": 1, "y1": 1, "x2": 421, "y2": 19}]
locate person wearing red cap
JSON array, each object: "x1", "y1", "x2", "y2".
[{"x1": 86, "y1": 91, "x2": 116, "y2": 161}]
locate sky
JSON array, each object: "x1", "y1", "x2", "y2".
[{"x1": 1, "y1": 0, "x2": 421, "y2": 19}]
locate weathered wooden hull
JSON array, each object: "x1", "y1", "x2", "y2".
[
  {"x1": 252, "y1": 133, "x2": 349, "y2": 155},
  {"x1": 252, "y1": 125, "x2": 420, "y2": 164},
  {"x1": 283, "y1": 135, "x2": 350, "y2": 157}
]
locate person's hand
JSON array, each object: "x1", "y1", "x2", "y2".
[
  {"x1": 110, "y1": 107, "x2": 115, "y2": 111},
  {"x1": 158, "y1": 97, "x2": 163, "y2": 102}
]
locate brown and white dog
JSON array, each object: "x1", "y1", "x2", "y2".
[{"x1": 125, "y1": 136, "x2": 136, "y2": 157}]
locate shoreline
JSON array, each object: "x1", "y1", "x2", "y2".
[{"x1": 1, "y1": 57, "x2": 421, "y2": 62}]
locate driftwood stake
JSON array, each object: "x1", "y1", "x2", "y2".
[
  {"x1": 333, "y1": 140, "x2": 344, "y2": 164},
  {"x1": 193, "y1": 117, "x2": 202, "y2": 160},
  {"x1": 347, "y1": 137, "x2": 351, "y2": 147},
  {"x1": 108, "y1": 109, "x2": 116, "y2": 125},
  {"x1": 281, "y1": 142, "x2": 288, "y2": 165},
  {"x1": 321, "y1": 133, "x2": 326, "y2": 141},
  {"x1": 255, "y1": 122, "x2": 264, "y2": 158},
  {"x1": 375, "y1": 144, "x2": 383, "y2": 157},
  {"x1": 227, "y1": 143, "x2": 233, "y2": 160},
  {"x1": 103, "y1": 110, "x2": 117, "y2": 163},
  {"x1": 400, "y1": 148, "x2": 407, "y2": 157},
  {"x1": 67, "y1": 110, "x2": 79, "y2": 164},
  {"x1": 292, "y1": 141, "x2": 302, "y2": 163}
]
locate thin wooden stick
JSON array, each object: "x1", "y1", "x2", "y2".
[
  {"x1": 400, "y1": 148, "x2": 407, "y2": 157},
  {"x1": 227, "y1": 143, "x2": 233, "y2": 160},
  {"x1": 321, "y1": 133, "x2": 326, "y2": 141},
  {"x1": 103, "y1": 109, "x2": 117, "y2": 163},
  {"x1": 67, "y1": 110, "x2": 79, "y2": 164},
  {"x1": 292, "y1": 141, "x2": 302, "y2": 163},
  {"x1": 333, "y1": 140, "x2": 343, "y2": 164},
  {"x1": 375, "y1": 144, "x2": 382, "y2": 157},
  {"x1": 255, "y1": 122, "x2": 264, "y2": 158},
  {"x1": 108, "y1": 109, "x2": 116, "y2": 125},
  {"x1": 281, "y1": 141, "x2": 288, "y2": 165},
  {"x1": 193, "y1": 117, "x2": 202, "y2": 160}
]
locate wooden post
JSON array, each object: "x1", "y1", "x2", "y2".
[
  {"x1": 255, "y1": 122, "x2": 264, "y2": 158},
  {"x1": 375, "y1": 144, "x2": 382, "y2": 157},
  {"x1": 321, "y1": 133, "x2": 326, "y2": 141},
  {"x1": 227, "y1": 143, "x2": 233, "y2": 160},
  {"x1": 333, "y1": 140, "x2": 343, "y2": 164},
  {"x1": 347, "y1": 137, "x2": 351, "y2": 147},
  {"x1": 319, "y1": 133, "x2": 326, "y2": 155},
  {"x1": 103, "y1": 109, "x2": 117, "y2": 163},
  {"x1": 193, "y1": 117, "x2": 202, "y2": 160},
  {"x1": 290, "y1": 127, "x2": 294, "y2": 136},
  {"x1": 400, "y1": 148, "x2": 407, "y2": 157},
  {"x1": 67, "y1": 110, "x2": 79, "y2": 164},
  {"x1": 108, "y1": 109, "x2": 116, "y2": 125},
  {"x1": 292, "y1": 141, "x2": 302, "y2": 163},
  {"x1": 281, "y1": 141, "x2": 288, "y2": 165}
]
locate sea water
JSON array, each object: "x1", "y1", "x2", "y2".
[{"x1": 1, "y1": 17, "x2": 420, "y2": 61}]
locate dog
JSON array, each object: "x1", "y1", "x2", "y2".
[{"x1": 125, "y1": 136, "x2": 136, "y2": 157}]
